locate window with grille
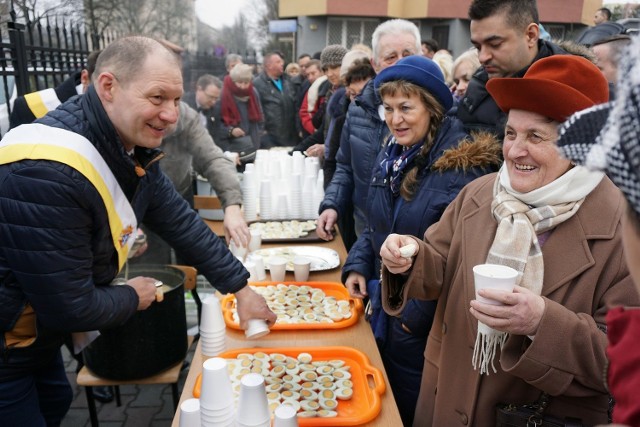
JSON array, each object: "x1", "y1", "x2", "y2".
[
  {"x1": 327, "y1": 18, "x2": 380, "y2": 48},
  {"x1": 544, "y1": 25, "x2": 566, "y2": 41}
]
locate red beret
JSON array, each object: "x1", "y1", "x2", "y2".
[{"x1": 486, "y1": 55, "x2": 609, "y2": 123}]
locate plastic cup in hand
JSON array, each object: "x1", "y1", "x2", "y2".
[
  {"x1": 236, "y1": 373, "x2": 271, "y2": 426},
  {"x1": 244, "y1": 318, "x2": 270, "y2": 339},
  {"x1": 199, "y1": 357, "x2": 234, "y2": 410},
  {"x1": 292, "y1": 256, "x2": 311, "y2": 282},
  {"x1": 473, "y1": 264, "x2": 518, "y2": 306},
  {"x1": 229, "y1": 240, "x2": 248, "y2": 261},
  {"x1": 268, "y1": 256, "x2": 287, "y2": 282},
  {"x1": 178, "y1": 398, "x2": 201, "y2": 427},
  {"x1": 273, "y1": 403, "x2": 299, "y2": 427},
  {"x1": 248, "y1": 229, "x2": 262, "y2": 252}
]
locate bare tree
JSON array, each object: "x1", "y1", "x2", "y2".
[
  {"x1": 245, "y1": 0, "x2": 279, "y2": 51},
  {"x1": 2, "y1": 0, "x2": 81, "y2": 23},
  {"x1": 218, "y1": 13, "x2": 251, "y2": 55},
  {"x1": 83, "y1": 0, "x2": 195, "y2": 48}
]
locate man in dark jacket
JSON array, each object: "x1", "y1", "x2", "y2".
[
  {"x1": 316, "y1": 19, "x2": 421, "y2": 249},
  {"x1": 0, "y1": 36, "x2": 275, "y2": 426},
  {"x1": 458, "y1": 0, "x2": 567, "y2": 139},
  {"x1": 183, "y1": 73, "x2": 221, "y2": 139},
  {"x1": 253, "y1": 52, "x2": 298, "y2": 148}
]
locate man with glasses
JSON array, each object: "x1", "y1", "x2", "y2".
[{"x1": 184, "y1": 74, "x2": 221, "y2": 138}]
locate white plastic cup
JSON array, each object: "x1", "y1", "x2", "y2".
[
  {"x1": 268, "y1": 256, "x2": 287, "y2": 282},
  {"x1": 199, "y1": 296, "x2": 226, "y2": 333},
  {"x1": 244, "y1": 260, "x2": 257, "y2": 282},
  {"x1": 236, "y1": 373, "x2": 271, "y2": 426},
  {"x1": 244, "y1": 318, "x2": 270, "y2": 339},
  {"x1": 273, "y1": 403, "x2": 299, "y2": 427},
  {"x1": 473, "y1": 264, "x2": 518, "y2": 306},
  {"x1": 248, "y1": 229, "x2": 262, "y2": 252},
  {"x1": 250, "y1": 254, "x2": 267, "y2": 281},
  {"x1": 229, "y1": 240, "x2": 248, "y2": 261},
  {"x1": 178, "y1": 398, "x2": 201, "y2": 427},
  {"x1": 199, "y1": 358, "x2": 234, "y2": 410},
  {"x1": 292, "y1": 256, "x2": 311, "y2": 283}
]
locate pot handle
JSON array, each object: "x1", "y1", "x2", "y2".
[{"x1": 170, "y1": 265, "x2": 198, "y2": 290}]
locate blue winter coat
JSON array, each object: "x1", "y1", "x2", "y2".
[
  {"x1": 0, "y1": 87, "x2": 248, "y2": 380},
  {"x1": 343, "y1": 116, "x2": 499, "y2": 282},
  {"x1": 319, "y1": 79, "x2": 390, "y2": 236}
]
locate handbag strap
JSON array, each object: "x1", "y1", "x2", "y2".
[{"x1": 526, "y1": 392, "x2": 550, "y2": 426}]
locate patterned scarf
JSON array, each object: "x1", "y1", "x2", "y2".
[
  {"x1": 379, "y1": 138, "x2": 424, "y2": 197},
  {"x1": 472, "y1": 165, "x2": 604, "y2": 374},
  {"x1": 221, "y1": 75, "x2": 263, "y2": 127}
]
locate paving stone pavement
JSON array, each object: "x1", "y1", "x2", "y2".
[
  {"x1": 60, "y1": 293, "x2": 204, "y2": 427},
  {"x1": 60, "y1": 342, "x2": 196, "y2": 427}
]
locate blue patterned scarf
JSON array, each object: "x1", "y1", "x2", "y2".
[{"x1": 379, "y1": 138, "x2": 424, "y2": 196}]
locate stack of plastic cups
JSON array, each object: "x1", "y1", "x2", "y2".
[
  {"x1": 260, "y1": 179, "x2": 273, "y2": 220},
  {"x1": 273, "y1": 404, "x2": 299, "y2": 427},
  {"x1": 236, "y1": 373, "x2": 271, "y2": 427},
  {"x1": 302, "y1": 175, "x2": 316, "y2": 219},
  {"x1": 289, "y1": 173, "x2": 302, "y2": 219},
  {"x1": 291, "y1": 151, "x2": 305, "y2": 176},
  {"x1": 178, "y1": 398, "x2": 201, "y2": 427},
  {"x1": 199, "y1": 296, "x2": 226, "y2": 357},
  {"x1": 313, "y1": 170, "x2": 325, "y2": 219},
  {"x1": 276, "y1": 193, "x2": 288, "y2": 220},
  {"x1": 199, "y1": 358, "x2": 235, "y2": 427},
  {"x1": 242, "y1": 169, "x2": 258, "y2": 222}
]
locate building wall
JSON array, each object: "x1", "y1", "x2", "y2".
[
  {"x1": 281, "y1": 0, "x2": 602, "y2": 25},
  {"x1": 282, "y1": 0, "x2": 599, "y2": 58}
]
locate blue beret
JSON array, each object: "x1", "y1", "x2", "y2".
[{"x1": 374, "y1": 55, "x2": 453, "y2": 111}]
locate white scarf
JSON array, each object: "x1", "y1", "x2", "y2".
[{"x1": 472, "y1": 164, "x2": 604, "y2": 375}]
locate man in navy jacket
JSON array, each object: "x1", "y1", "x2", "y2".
[{"x1": 0, "y1": 36, "x2": 275, "y2": 426}]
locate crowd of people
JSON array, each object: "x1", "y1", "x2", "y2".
[{"x1": 1, "y1": 0, "x2": 640, "y2": 425}]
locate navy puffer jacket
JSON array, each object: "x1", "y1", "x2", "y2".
[
  {"x1": 319, "y1": 79, "x2": 390, "y2": 236},
  {"x1": 342, "y1": 116, "x2": 501, "y2": 283},
  {"x1": 0, "y1": 87, "x2": 248, "y2": 380}
]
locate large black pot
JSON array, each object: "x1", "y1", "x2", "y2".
[{"x1": 82, "y1": 265, "x2": 188, "y2": 380}]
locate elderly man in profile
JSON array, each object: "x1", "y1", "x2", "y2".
[
  {"x1": 317, "y1": 19, "x2": 422, "y2": 249},
  {"x1": 0, "y1": 36, "x2": 275, "y2": 425}
]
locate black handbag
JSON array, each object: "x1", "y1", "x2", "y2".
[
  {"x1": 218, "y1": 134, "x2": 256, "y2": 164},
  {"x1": 496, "y1": 393, "x2": 584, "y2": 427}
]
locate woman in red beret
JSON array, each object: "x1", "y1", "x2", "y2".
[{"x1": 378, "y1": 55, "x2": 640, "y2": 426}]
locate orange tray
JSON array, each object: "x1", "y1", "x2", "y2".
[
  {"x1": 193, "y1": 346, "x2": 386, "y2": 426},
  {"x1": 221, "y1": 281, "x2": 364, "y2": 330}
]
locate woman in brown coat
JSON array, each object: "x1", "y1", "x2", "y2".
[{"x1": 379, "y1": 55, "x2": 640, "y2": 426}]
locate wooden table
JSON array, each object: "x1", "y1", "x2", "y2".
[{"x1": 171, "y1": 220, "x2": 402, "y2": 427}]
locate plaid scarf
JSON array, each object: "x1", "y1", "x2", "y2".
[
  {"x1": 472, "y1": 165, "x2": 603, "y2": 374},
  {"x1": 379, "y1": 138, "x2": 424, "y2": 197}
]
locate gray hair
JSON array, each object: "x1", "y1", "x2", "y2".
[
  {"x1": 371, "y1": 19, "x2": 421, "y2": 63},
  {"x1": 225, "y1": 53, "x2": 243, "y2": 69},
  {"x1": 93, "y1": 36, "x2": 180, "y2": 85},
  {"x1": 453, "y1": 48, "x2": 481, "y2": 76}
]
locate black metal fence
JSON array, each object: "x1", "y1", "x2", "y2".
[
  {"x1": 0, "y1": 12, "x2": 115, "y2": 137},
  {"x1": 0, "y1": 12, "x2": 246, "y2": 137}
]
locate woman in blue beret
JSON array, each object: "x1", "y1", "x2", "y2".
[{"x1": 340, "y1": 55, "x2": 501, "y2": 425}]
